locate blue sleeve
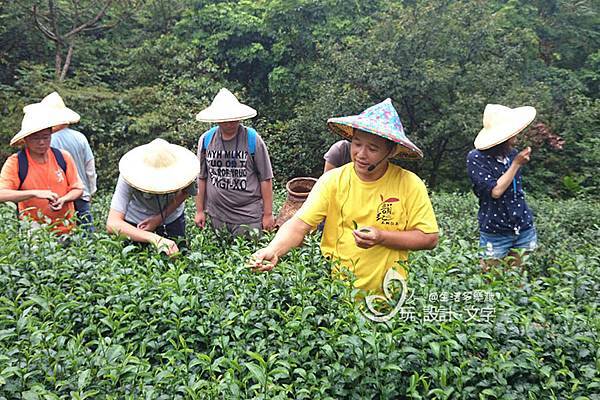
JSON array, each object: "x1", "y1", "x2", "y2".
[{"x1": 467, "y1": 151, "x2": 497, "y2": 199}]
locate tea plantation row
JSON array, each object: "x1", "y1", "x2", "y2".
[{"x1": 0, "y1": 192, "x2": 598, "y2": 399}]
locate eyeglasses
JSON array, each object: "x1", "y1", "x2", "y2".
[{"x1": 26, "y1": 133, "x2": 52, "y2": 142}]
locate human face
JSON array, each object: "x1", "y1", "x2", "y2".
[
  {"x1": 507, "y1": 136, "x2": 518, "y2": 149},
  {"x1": 218, "y1": 120, "x2": 241, "y2": 138},
  {"x1": 351, "y1": 130, "x2": 394, "y2": 180},
  {"x1": 23, "y1": 129, "x2": 52, "y2": 156}
]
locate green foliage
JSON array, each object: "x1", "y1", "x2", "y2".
[
  {"x1": 0, "y1": 0, "x2": 598, "y2": 196},
  {"x1": 0, "y1": 192, "x2": 598, "y2": 398}
]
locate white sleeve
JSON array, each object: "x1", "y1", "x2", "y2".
[{"x1": 85, "y1": 158, "x2": 97, "y2": 196}]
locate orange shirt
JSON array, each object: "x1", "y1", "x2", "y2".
[{"x1": 0, "y1": 148, "x2": 83, "y2": 234}]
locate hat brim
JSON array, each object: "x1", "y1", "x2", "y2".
[
  {"x1": 327, "y1": 120, "x2": 424, "y2": 160},
  {"x1": 119, "y1": 143, "x2": 200, "y2": 194},
  {"x1": 474, "y1": 106, "x2": 536, "y2": 150},
  {"x1": 195, "y1": 105, "x2": 257, "y2": 123},
  {"x1": 10, "y1": 111, "x2": 79, "y2": 146}
]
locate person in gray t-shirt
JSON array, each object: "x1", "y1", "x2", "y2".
[
  {"x1": 106, "y1": 139, "x2": 199, "y2": 256},
  {"x1": 323, "y1": 140, "x2": 352, "y2": 172},
  {"x1": 194, "y1": 88, "x2": 274, "y2": 237}
]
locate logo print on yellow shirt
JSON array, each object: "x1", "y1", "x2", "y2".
[
  {"x1": 376, "y1": 194, "x2": 399, "y2": 226},
  {"x1": 55, "y1": 169, "x2": 64, "y2": 183}
]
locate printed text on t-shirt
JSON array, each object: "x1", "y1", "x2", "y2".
[{"x1": 206, "y1": 149, "x2": 250, "y2": 191}]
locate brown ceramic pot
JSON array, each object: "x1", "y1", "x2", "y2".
[{"x1": 275, "y1": 177, "x2": 318, "y2": 227}]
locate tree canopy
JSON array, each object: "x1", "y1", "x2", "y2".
[{"x1": 1, "y1": 0, "x2": 598, "y2": 196}]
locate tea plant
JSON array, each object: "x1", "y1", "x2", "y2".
[{"x1": 0, "y1": 192, "x2": 597, "y2": 399}]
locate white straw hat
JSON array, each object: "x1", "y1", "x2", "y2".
[
  {"x1": 119, "y1": 138, "x2": 200, "y2": 194},
  {"x1": 27, "y1": 92, "x2": 81, "y2": 124},
  {"x1": 10, "y1": 92, "x2": 81, "y2": 146},
  {"x1": 195, "y1": 88, "x2": 257, "y2": 123},
  {"x1": 474, "y1": 104, "x2": 536, "y2": 150}
]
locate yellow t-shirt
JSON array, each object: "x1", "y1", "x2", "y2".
[{"x1": 296, "y1": 162, "x2": 438, "y2": 293}]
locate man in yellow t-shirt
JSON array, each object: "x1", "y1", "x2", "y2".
[{"x1": 250, "y1": 99, "x2": 439, "y2": 293}]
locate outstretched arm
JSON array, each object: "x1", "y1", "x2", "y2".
[{"x1": 249, "y1": 216, "x2": 312, "y2": 271}]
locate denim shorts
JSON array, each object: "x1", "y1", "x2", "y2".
[{"x1": 479, "y1": 227, "x2": 538, "y2": 259}]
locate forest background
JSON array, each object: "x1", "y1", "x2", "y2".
[{"x1": 0, "y1": 0, "x2": 598, "y2": 197}]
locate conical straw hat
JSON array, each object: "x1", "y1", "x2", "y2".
[
  {"x1": 196, "y1": 88, "x2": 257, "y2": 123},
  {"x1": 327, "y1": 98, "x2": 423, "y2": 159},
  {"x1": 119, "y1": 138, "x2": 200, "y2": 194},
  {"x1": 474, "y1": 104, "x2": 536, "y2": 150}
]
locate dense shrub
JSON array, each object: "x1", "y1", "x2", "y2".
[{"x1": 0, "y1": 192, "x2": 597, "y2": 398}]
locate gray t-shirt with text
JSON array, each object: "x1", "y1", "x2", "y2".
[{"x1": 198, "y1": 126, "x2": 273, "y2": 224}]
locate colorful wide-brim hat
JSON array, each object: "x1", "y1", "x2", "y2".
[
  {"x1": 326, "y1": 98, "x2": 423, "y2": 159},
  {"x1": 474, "y1": 104, "x2": 536, "y2": 150},
  {"x1": 119, "y1": 138, "x2": 200, "y2": 194},
  {"x1": 196, "y1": 88, "x2": 257, "y2": 123}
]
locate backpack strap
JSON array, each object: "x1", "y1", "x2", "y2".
[
  {"x1": 201, "y1": 126, "x2": 219, "y2": 152},
  {"x1": 246, "y1": 127, "x2": 257, "y2": 156},
  {"x1": 50, "y1": 147, "x2": 67, "y2": 174},
  {"x1": 244, "y1": 126, "x2": 260, "y2": 180},
  {"x1": 17, "y1": 149, "x2": 28, "y2": 190}
]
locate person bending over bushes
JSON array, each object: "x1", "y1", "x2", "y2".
[{"x1": 106, "y1": 139, "x2": 199, "y2": 256}]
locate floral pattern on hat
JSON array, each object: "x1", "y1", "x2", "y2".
[{"x1": 327, "y1": 98, "x2": 423, "y2": 159}]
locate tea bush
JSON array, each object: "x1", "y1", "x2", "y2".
[{"x1": 0, "y1": 192, "x2": 598, "y2": 399}]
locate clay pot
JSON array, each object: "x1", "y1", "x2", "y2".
[{"x1": 275, "y1": 177, "x2": 318, "y2": 227}]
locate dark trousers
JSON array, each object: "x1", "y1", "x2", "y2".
[{"x1": 74, "y1": 199, "x2": 94, "y2": 232}]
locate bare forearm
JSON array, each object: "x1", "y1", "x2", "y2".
[
  {"x1": 266, "y1": 216, "x2": 311, "y2": 257},
  {"x1": 107, "y1": 211, "x2": 161, "y2": 244},
  {"x1": 0, "y1": 189, "x2": 37, "y2": 203},
  {"x1": 61, "y1": 188, "x2": 83, "y2": 203},
  {"x1": 195, "y1": 178, "x2": 207, "y2": 211},
  {"x1": 323, "y1": 161, "x2": 336, "y2": 173},
  {"x1": 379, "y1": 230, "x2": 439, "y2": 250},
  {"x1": 260, "y1": 179, "x2": 273, "y2": 215},
  {"x1": 491, "y1": 164, "x2": 520, "y2": 199}
]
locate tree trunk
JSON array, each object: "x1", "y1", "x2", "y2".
[
  {"x1": 54, "y1": 43, "x2": 62, "y2": 80},
  {"x1": 59, "y1": 42, "x2": 74, "y2": 81}
]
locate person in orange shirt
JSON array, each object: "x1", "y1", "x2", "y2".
[{"x1": 0, "y1": 100, "x2": 83, "y2": 234}]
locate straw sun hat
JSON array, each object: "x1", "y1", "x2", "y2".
[
  {"x1": 10, "y1": 92, "x2": 81, "y2": 146},
  {"x1": 326, "y1": 98, "x2": 423, "y2": 159},
  {"x1": 474, "y1": 104, "x2": 536, "y2": 150},
  {"x1": 119, "y1": 139, "x2": 200, "y2": 194},
  {"x1": 196, "y1": 88, "x2": 257, "y2": 123}
]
